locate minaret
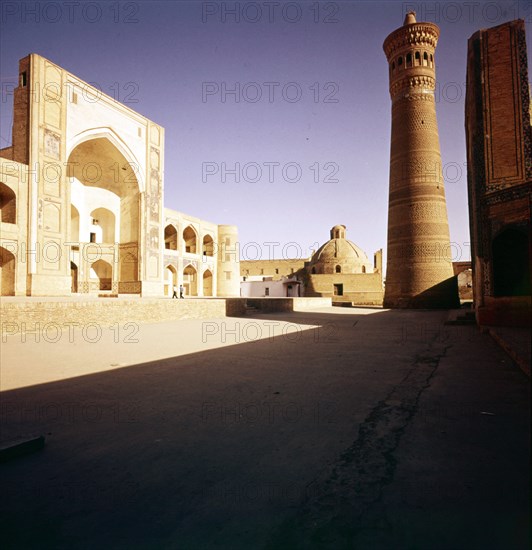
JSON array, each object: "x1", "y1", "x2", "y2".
[{"x1": 382, "y1": 12, "x2": 458, "y2": 308}]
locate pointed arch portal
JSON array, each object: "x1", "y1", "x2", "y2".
[{"x1": 68, "y1": 135, "x2": 140, "y2": 292}]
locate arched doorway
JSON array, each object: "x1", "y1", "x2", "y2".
[
  {"x1": 90, "y1": 207, "x2": 116, "y2": 243},
  {"x1": 165, "y1": 225, "x2": 178, "y2": 250},
  {"x1": 68, "y1": 136, "x2": 140, "y2": 292},
  {"x1": 492, "y1": 226, "x2": 530, "y2": 296},
  {"x1": 203, "y1": 269, "x2": 213, "y2": 296},
  {"x1": 165, "y1": 265, "x2": 177, "y2": 296},
  {"x1": 0, "y1": 182, "x2": 16, "y2": 224},
  {"x1": 0, "y1": 246, "x2": 15, "y2": 295},
  {"x1": 71, "y1": 261, "x2": 78, "y2": 293},
  {"x1": 183, "y1": 226, "x2": 197, "y2": 254},
  {"x1": 90, "y1": 259, "x2": 113, "y2": 291},
  {"x1": 183, "y1": 264, "x2": 197, "y2": 296}
]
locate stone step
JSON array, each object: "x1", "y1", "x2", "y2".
[{"x1": 445, "y1": 309, "x2": 477, "y2": 325}]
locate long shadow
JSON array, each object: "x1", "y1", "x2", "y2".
[{"x1": 0, "y1": 307, "x2": 528, "y2": 549}]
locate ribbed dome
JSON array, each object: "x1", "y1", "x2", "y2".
[
  {"x1": 308, "y1": 226, "x2": 373, "y2": 275},
  {"x1": 313, "y1": 239, "x2": 368, "y2": 262}
]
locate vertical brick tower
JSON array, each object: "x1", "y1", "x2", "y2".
[{"x1": 383, "y1": 12, "x2": 458, "y2": 308}]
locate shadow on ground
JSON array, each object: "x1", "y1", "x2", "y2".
[{"x1": 1, "y1": 308, "x2": 529, "y2": 549}]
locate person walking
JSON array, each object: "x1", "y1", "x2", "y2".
[
  {"x1": 179, "y1": 284, "x2": 184, "y2": 299},
  {"x1": 172, "y1": 284, "x2": 178, "y2": 299}
]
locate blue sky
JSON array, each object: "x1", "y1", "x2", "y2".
[{"x1": 1, "y1": 1, "x2": 530, "y2": 262}]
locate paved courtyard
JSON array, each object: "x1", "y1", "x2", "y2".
[{"x1": 1, "y1": 307, "x2": 529, "y2": 549}]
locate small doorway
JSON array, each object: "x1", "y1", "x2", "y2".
[
  {"x1": 333, "y1": 284, "x2": 343, "y2": 296},
  {"x1": 492, "y1": 226, "x2": 530, "y2": 296}
]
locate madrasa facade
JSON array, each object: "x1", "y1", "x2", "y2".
[{"x1": 0, "y1": 54, "x2": 240, "y2": 298}]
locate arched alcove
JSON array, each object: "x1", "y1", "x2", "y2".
[
  {"x1": 0, "y1": 183, "x2": 16, "y2": 224},
  {"x1": 183, "y1": 226, "x2": 197, "y2": 254},
  {"x1": 165, "y1": 264, "x2": 177, "y2": 296},
  {"x1": 0, "y1": 246, "x2": 16, "y2": 295},
  {"x1": 492, "y1": 226, "x2": 530, "y2": 296},
  {"x1": 165, "y1": 225, "x2": 178, "y2": 250},
  {"x1": 91, "y1": 259, "x2": 113, "y2": 291},
  {"x1": 203, "y1": 269, "x2": 213, "y2": 296},
  {"x1": 183, "y1": 264, "x2": 198, "y2": 296},
  {"x1": 71, "y1": 205, "x2": 80, "y2": 242},
  {"x1": 203, "y1": 235, "x2": 214, "y2": 256},
  {"x1": 90, "y1": 207, "x2": 116, "y2": 243}
]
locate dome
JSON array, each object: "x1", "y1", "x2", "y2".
[
  {"x1": 313, "y1": 239, "x2": 369, "y2": 263},
  {"x1": 308, "y1": 226, "x2": 373, "y2": 275}
]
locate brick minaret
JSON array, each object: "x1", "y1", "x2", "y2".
[{"x1": 383, "y1": 12, "x2": 458, "y2": 308}]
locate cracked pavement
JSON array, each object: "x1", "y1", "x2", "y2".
[{"x1": 1, "y1": 307, "x2": 529, "y2": 549}]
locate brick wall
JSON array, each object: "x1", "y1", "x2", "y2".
[
  {"x1": 240, "y1": 259, "x2": 306, "y2": 280},
  {"x1": 0, "y1": 297, "x2": 334, "y2": 334},
  {"x1": 0, "y1": 299, "x2": 227, "y2": 334},
  {"x1": 305, "y1": 273, "x2": 384, "y2": 305}
]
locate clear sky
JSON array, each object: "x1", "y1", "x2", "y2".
[{"x1": 1, "y1": 0, "x2": 530, "y2": 263}]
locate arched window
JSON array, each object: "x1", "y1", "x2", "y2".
[
  {"x1": 415, "y1": 51, "x2": 421, "y2": 66},
  {"x1": 362, "y1": 266, "x2": 366, "y2": 273},
  {"x1": 423, "y1": 52, "x2": 428, "y2": 66},
  {"x1": 430, "y1": 54, "x2": 433, "y2": 67},
  {"x1": 335, "y1": 265, "x2": 341, "y2": 273},
  {"x1": 164, "y1": 225, "x2": 178, "y2": 250},
  {"x1": 406, "y1": 53, "x2": 412, "y2": 67},
  {"x1": 398, "y1": 56, "x2": 403, "y2": 67}
]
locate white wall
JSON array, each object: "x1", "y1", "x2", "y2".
[
  {"x1": 241, "y1": 280, "x2": 287, "y2": 298},
  {"x1": 66, "y1": 77, "x2": 149, "y2": 191},
  {"x1": 71, "y1": 178, "x2": 120, "y2": 243}
]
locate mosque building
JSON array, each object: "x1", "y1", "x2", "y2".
[
  {"x1": 0, "y1": 54, "x2": 240, "y2": 297},
  {"x1": 240, "y1": 225, "x2": 384, "y2": 305}
]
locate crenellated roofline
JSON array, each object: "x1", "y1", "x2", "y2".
[{"x1": 383, "y1": 22, "x2": 440, "y2": 60}]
